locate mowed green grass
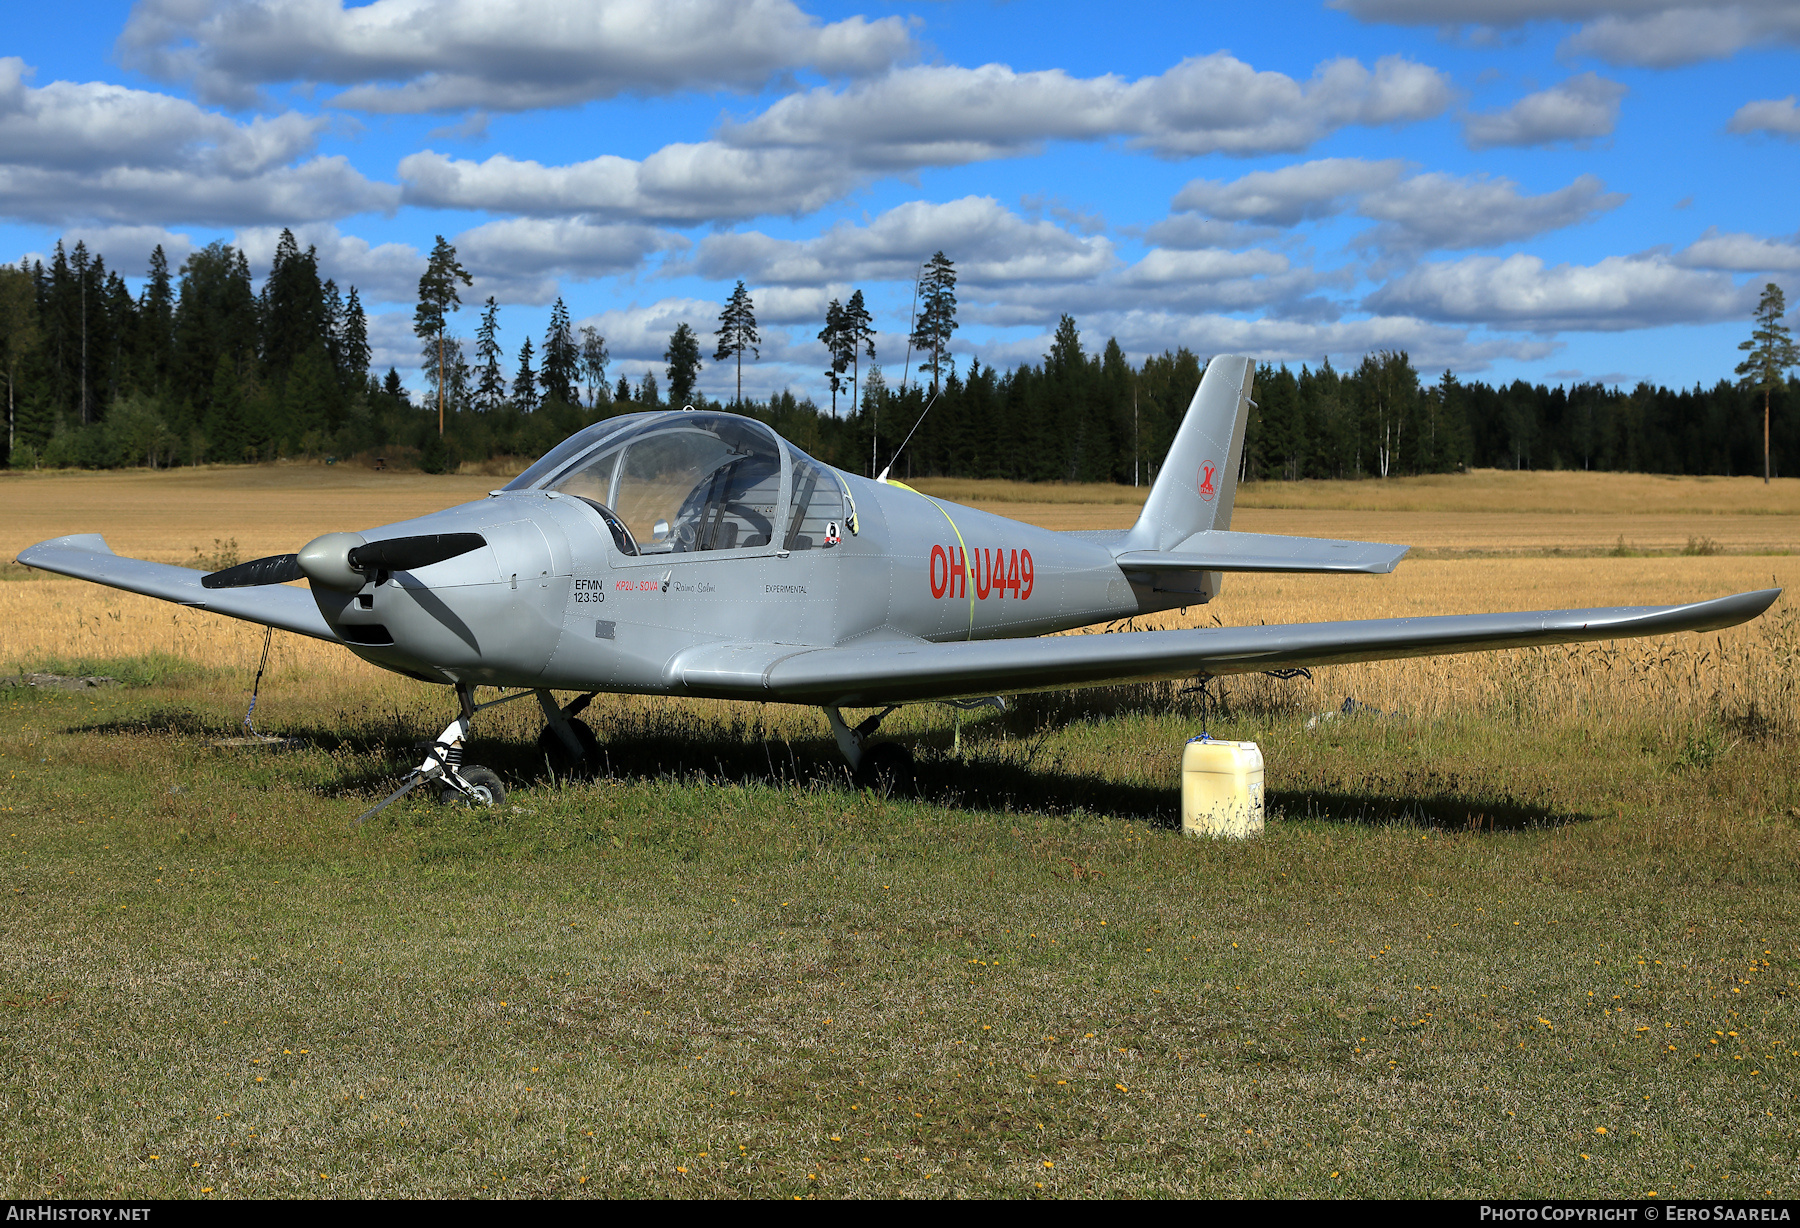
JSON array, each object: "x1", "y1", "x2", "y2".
[{"x1": 1, "y1": 660, "x2": 1796, "y2": 1200}]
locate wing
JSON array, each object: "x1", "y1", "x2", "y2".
[
  {"x1": 17, "y1": 534, "x2": 339, "y2": 642},
  {"x1": 668, "y1": 589, "x2": 1781, "y2": 707}
]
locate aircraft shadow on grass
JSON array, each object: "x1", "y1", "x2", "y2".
[{"x1": 69, "y1": 700, "x2": 1582, "y2": 834}]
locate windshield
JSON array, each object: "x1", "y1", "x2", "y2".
[
  {"x1": 501, "y1": 412, "x2": 661, "y2": 492},
  {"x1": 537, "y1": 412, "x2": 788, "y2": 555}
]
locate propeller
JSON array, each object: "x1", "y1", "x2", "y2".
[
  {"x1": 201, "y1": 532, "x2": 488, "y2": 591},
  {"x1": 347, "y1": 533, "x2": 488, "y2": 574},
  {"x1": 201, "y1": 553, "x2": 304, "y2": 589}
]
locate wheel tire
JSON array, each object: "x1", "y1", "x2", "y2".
[
  {"x1": 536, "y1": 718, "x2": 598, "y2": 777},
  {"x1": 440, "y1": 765, "x2": 506, "y2": 807},
  {"x1": 854, "y1": 741, "x2": 915, "y2": 790}
]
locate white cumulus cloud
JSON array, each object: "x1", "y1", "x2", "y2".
[
  {"x1": 398, "y1": 146, "x2": 855, "y2": 225},
  {"x1": 0, "y1": 57, "x2": 393, "y2": 226},
  {"x1": 118, "y1": 0, "x2": 914, "y2": 111},
  {"x1": 1328, "y1": 1, "x2": 1800, "y2": 68},
  {"x1": 1167, "y1": 158, "x2": 1624, "y2": 254},
  {"x1": 726, "y1": 53, "x2": 1453, "y2": 163},
  {"x1": 1365, "y1": 251, "x2": 1750, "y2": 331},
  {"x1": 1171, "y1": 158, "x2": 1407, "y2": 225},
  {"x1": 1355, "y1": 172, "x2": 1625, "y2": 253},
  {"x1": 1463, "y1": 73, "x2": 1626, "y2": 149},
  {"x1": 1673, "y1": 227, "x2": 1800, "y2": 272},
  {"x1": 1728, "y1": 96, "x2": 1800, "y2": 137},
  {"x1": 691, "y1": 197, "x2": 1116, "y2": 289}
]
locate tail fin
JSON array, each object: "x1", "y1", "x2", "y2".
[{"x1": 1123, "y1": 355, "x2": 1254, "y2": 553}]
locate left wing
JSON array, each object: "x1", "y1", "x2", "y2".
[
  {"x1": 669, "y1": 589, "x2": 1780, "y2": 707},
  {"x1": 17, "y1": 534, "x2": 339, "y2": 642}
]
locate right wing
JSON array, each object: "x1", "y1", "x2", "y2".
[
  {"x1": 17, "y1": 534, "x2": 339, "y2": 642},
  {"x1": 669, "y1": 589, "x2": 1781, "y2": 707}
]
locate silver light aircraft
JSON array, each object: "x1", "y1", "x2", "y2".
[{"x1": 17, "y1": 356, "x2": 1780, "y2": 811}]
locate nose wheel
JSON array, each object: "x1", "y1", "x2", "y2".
[{"x1": 439, "y1": 765, "x2": 506, "y2": 806}]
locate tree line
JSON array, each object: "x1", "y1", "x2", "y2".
[{"x1": 0, "y1": 234, "x2": 1793, "y2": 482}]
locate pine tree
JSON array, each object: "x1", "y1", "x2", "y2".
[
  {"x1": 204, "y1": 351, "x2": 247, "y2": 462},
  {"x1": 413, "y1": 235, "x2": 472, "y2": 435},
  {"x1": 539, "y1": 297, "x2": 579, "y2": 407},
  {"x1": 71, "y1": 241, "x2": 94, "y2": 423},
  {"x1": 100, "y1": 265, "x2": 134, "y2": 409},
  {"x1": 615, "y1": 373, "x2": 632, "y2": 404},
  {"x1": 579, "y1": 326, "x2": 609, "y2": 404},
  {"x1": 512, "y1": 338, "x2": 538, "y2": 413},
  {"x1": 909, "y1": 253, "x2": 956, "y2": 397},
  {"x1": 322, "y1": 278, "x2": 344, "y2": 375},
  {"x1": 818, "y1": 298, "x2": 846, "y2": 414},
  {"x1": 639, "y1": 368, "x2": 659, "y2": 406},
  {"x1": 843, "y1": 289, "x2": 875, "y2": 412},
  {"x1": 713, "y1": 281, "x2": 758, "y2": 405},
  {"x1": 0, "y1": 265, "x2": 39, "y2": 459},
  {"x1": 140, "y1": 245, "x2": 174, "y2": 394},
  {"x1": 341, "y1": 287, "x2": 370, "y2": 389},
  {"x1": 173, "y1": 242, "x2": 257, "y2": 421},
  {"x1": 667, "y1": 323, "x2": 702, "y2": 407},
  {"x1": 261, "y1": 228, "x2": 325, "y2": 387},
  {"x1": 45, "y1": 242, "x2": 74, "y2": 419},
  {"x1": 1736, "y1": 283, "x2": 1798, "y2": 485},
  {"x1": 382, "y1": 367, "x2": 410, "y2": 409},
  {"x1": 474, "y1": 297, "x2": 506, "y2": 412}
]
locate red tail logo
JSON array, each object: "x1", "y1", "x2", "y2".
[{"x1": 1198, "y1": 460, "x2": 1218, "y2": 503}]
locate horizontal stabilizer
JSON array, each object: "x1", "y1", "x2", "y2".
[
  {"x1": 1115, "y1": 530, "x2": 1408, "y2": 576},
  {"x1": 668, "y1": 589, "x2": 1781, "y2": 707},
  {"x1": 16, "y1": 535, "x2": 339, "y2": 642}
]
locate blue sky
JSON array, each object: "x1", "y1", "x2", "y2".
[{"x1": 4, "y1": 0, "x2": 1797, "y2": 404}]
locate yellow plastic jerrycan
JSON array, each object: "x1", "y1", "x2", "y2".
[{"x1": 1181, "y1": 735, "x2": 1264, "y2": 838}]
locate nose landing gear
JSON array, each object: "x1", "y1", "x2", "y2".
[{"x1": 355, "y1": 683, "x2": 531, "y2": 823}]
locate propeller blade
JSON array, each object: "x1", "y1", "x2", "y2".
[
  {"x1": 201, "y1": 553, "x2": 303, "y2": 589},
  {"x1": 347, "y1": 533, "x2": 488, "y2": 574}
]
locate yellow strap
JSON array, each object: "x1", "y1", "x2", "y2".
[{"x1": 888, "y1": 480, "x2": 974, "y2": 640}]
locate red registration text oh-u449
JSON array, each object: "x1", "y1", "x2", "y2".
[{"x1": 929, "y1": 545, "x2": 1034, "y2": 601}]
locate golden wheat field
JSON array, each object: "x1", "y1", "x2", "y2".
[{"x1": 2, "y1": 464, "x2": 1794, "y2": 745}]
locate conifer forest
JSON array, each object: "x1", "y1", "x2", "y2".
[{"x1": 1, "y1": 234, "x2": 1793, "y2": 483}]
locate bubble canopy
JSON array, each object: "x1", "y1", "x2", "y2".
[{"x1": 504, "y1": 411, "x2": 795, "y2": 557}]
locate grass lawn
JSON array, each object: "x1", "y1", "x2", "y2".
[{"x1": 2, "y1": 658, "x2": 1796, "y2": 1199}]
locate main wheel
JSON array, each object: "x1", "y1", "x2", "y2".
[
  {"x1": 536, "y1": 718, "x2": 598, "y2": 777},
  {"x1": 854, "y1": 741, "x2": 915, "y2": 790},
  {"x1": 439, "y1": 765, "x2": 506, "y2": 807}
]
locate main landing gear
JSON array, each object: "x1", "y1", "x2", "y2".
[
  {"x1": 823, "y1": 705, "x2": 914, "y2": 788},
  {"x1": 535, "y1": 689, "x2": 599, "y2": 776}
]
